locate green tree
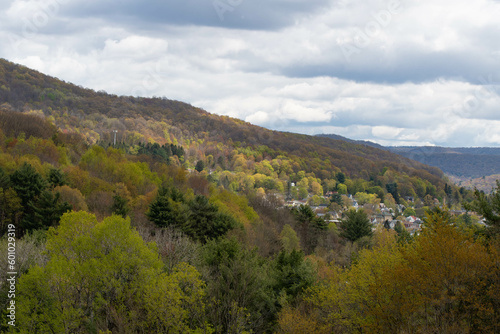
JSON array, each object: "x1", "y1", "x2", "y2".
[
  {"x1": 336, "y1": 172, "x2": 346, "y2": 184},
  {"x1": 337, "y1": 183, "x2": 348, "y2": 195},
  {"x1": 0, "y1": 167, "x2": 10, "y2": 189},
  {"x1": 330, "y1": 193, "x2": 343, "y2": 206},
  {"x1": 111, "y1": 194, "x2": 130, "y2": 218},
  {"x1": 10, "y1": 162, "x2": 46, "y2": 206},
  {"x1": 16, "y1": 211, "x2": 210, "y2": 333},
  {"x1": 22, "y1": 190, "x2": 71, "y2": 231},
  {"x1": 464, "y1": 181, "x2": 500, "y2": 236},
  {"x1": 0, "y1": 187, "x2": 22, "y2": 234},
  {"x1": 273, "y1": 249, "x2": 316, "y2": 304},
  {"x1": 186, "y1": 195, "x2": 237, "y2": 242},
  {"x1": 403, "y1": 207, "x2": 416, "y2": 217},
  {"x1": 280, "y1": 224, "x2": 300, "y2": 252},
  {"x1": 202, "y1": 238, "x2": 276, "y2": 333},
  {"x1": 340, "y1": 208, "x2": 373, "y2": 242},
  {"x1": 47, "y1": 168, "x2": 66, "y2": 188},
  {"x1": 147, "y1": 187, "x2": 188, "y2": 228},
  {"x1": 291, "y1": 205, "x2": 327, "y2": 253},
  {"x1": 195, "y1": 159, "x2": 205, "y2": 172},
  {"x1": 386, "y1": 182, "x2": 400, "y2": 204}
]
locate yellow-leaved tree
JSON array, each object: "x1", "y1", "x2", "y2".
[{"x1": 14, "y1": 211, "x2": 211, "y2": 334}]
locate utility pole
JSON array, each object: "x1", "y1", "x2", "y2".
[{"x1": 113, "y1": 130, "x2": 118, "y2": 146}]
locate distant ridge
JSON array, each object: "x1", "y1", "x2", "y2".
[{"x1": 318, "y1": 134, "x2": 500, "y2": 180}]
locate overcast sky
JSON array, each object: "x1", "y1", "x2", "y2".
[{"x1": 1, "y1": 0, "x2": 500, "y2": 147}]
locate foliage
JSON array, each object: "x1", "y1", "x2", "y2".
[
  {"x1": 465, "y1": 180, "x2": 500, "y2": 237},
  {"x1": 339, "y1": 208, "x2": 373, "y2": 242},
  {"x1": 202, "y1": 238, "x2": 276, "y2": 333},
  {"x1": 9, "y1": 162, "x2": 46, "y2": 206},
  {"x1": 148, "y1": 187, "x2": 238, "y2": 242},
  {"x1": 280, "y1": 224, "x2": 300, "y2": 252},
  {"x1": 22, "y1": 190, "x2": 71, "y2": 231},
  {"x1": 14, "y1": 211, "x2": 210, "y2": 333},
  {"x1": 111, "y1": 194, "x2": 130, "y2": 218},
  {"x1": 273, "y1": 250, "x2": 316, "y2": 305},
  {"x1": 281, "y1": 213, "x2": 500, "y2": 334}
]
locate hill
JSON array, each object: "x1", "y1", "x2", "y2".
[
  {"x1": 2, "y1": 59, "x2": 494, "y2": 334},
  {"x1": 319, "y1": 133, "x2": 500, "y2": 191},
  {"x1": 0, "y1": 58, "x2": 449, "y2": 198},
  {"x1": 386, "y1": 146, "x2": 500, "y2": 178}
]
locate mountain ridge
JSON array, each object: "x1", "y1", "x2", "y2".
[
  {"x1": 319, "y1": 133, "x2": 500, "y2": 182},
  {"x1": 0, "y1": 58, "x2": 451, "y2": 198}
]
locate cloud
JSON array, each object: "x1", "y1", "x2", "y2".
[
  {"x1": 58, "y1": 0, "x2": 333, "y2": 31},
  {"x1": 0, "y1": 0, "x2": 499, "y2": 147}
]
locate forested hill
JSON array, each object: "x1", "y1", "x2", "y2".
[
  {"x1": 4, "y1": 58, "x2": 497, "y2": 333},
  {"x1": 319, "y1": 133, "x2": 500, "y2": 180},
  {"x1": 387, "y1": 146, "x2": 500, "y2": 178},
  {"x1": 0, "y1": 58, "x2": 445, "y2": 190}
]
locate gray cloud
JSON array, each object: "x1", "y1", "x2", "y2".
[
  {"x1": 1, "y1": 0, "x2": 500, "y2": 147},
  {"x1": 60, "y1": 0, "x2": 333, "y2": 31}
]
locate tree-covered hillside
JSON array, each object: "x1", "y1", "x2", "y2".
[{"x1": 2, "y1": 59, "x2": 498, "y2": 333}]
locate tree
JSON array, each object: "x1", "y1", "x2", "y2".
[
  {"x1": 22, "y1": 190, "x2": 71, "y2": 232},
  {"x1": 202, "y1": 238, "x2": 276, "y2": 333},
  {"x1": 47, "y1": 168, "x2": 66, "y2": 188},
  {"x1": 195, "y1": 159, "x2": 205, "y2": 172},
  {"x1": 336, "y1": 172, "x2": 346, "y2": 184},
  {"x1": 0, "y1": 187, "x2": 22, "y2": 234},
  {"x1": 0, "y1": 167, "x2": 10, "y2": 189},
  {"x1": 291, "y1": 205, "x2": 328, "y2": 254},
  {"x1": 147, "y1": 187, "x2": 188, "y2": 229},
  {"x1": 273, "y1": 249, "x2": 316, "y2": 304},
  {"x1": 280, "y1": 224, "x2": 300, "y2": 252},
  {"x1": 330, "y1": 193, "x2": 343, "y2": 206},
  {"x1": 111, "y1": 194, "x2": 130, "y2": 218},
  {"x1": 9, "y1": 162, "x2": 46, "y2": 206},
  {"x1": 386, "y1": 182, "x2": 400, "y2": 204},
  {"x1": 15, "y1": 211, "x2": 210, "y2": 333},
  {"x1": 311, "y1": 181, "x2": 323, "y2": 196},
  {"x1": 340, "y1": 208, "x2": 373, "y2": 242},
  {"x1": 337, "y1": 183, "x2": 347, "y2": 195},
  {"x1": 185, "y1": 195, "x2": 237, "y2": 242},
  {"x1": 403, "y1": 207, "x2": 416, "y2": 217},
  {"x1": 464, "y1": 180, "x2": 500, "y2": 236}
]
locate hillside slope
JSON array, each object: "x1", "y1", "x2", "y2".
[{"x1": 0, "y1": 58, "x2": 447, "y2": 195}]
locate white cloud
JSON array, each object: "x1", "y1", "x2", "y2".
[{"x1": 0, "y1": 0, "x2": 499, "y2": 147}]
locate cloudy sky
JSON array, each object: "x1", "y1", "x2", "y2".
[{"x1": 1, "y1": 0, "x2": 500, "y2": 147}]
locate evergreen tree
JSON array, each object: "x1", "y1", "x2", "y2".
[
  {"x1": 339, "y1": 208, "x2": 373, "y2": 242},
  {"x1": 195, "y1": 160, "x2": 205, "y2": 172},
  {"x1": 10, "y1": 162, "x2": 46, "y2": 206},
  {"x1": 111, "y1": 194, "x2": 130, "y2": 218},
  {"x1": 186, "y1": 195, "x2": 237, "y2": 242},
  {"x1": 47, "y1": 168, "x2": 66, "y2": 188},
  {"x1": 22, "y1": 190, "x2": 71, "y2": 231},
  {"x1": 336, "y1": 172, "x2": 346, "y2": 184},
  {"x1": 386, "y1": 182, "x2": 400, "y2": 204},
  {"x1": 0, "y1": 167, "x2": 10, "y2": 189},
  {"x1": 464, "y1": 181, "x2": 500, "y2": 237},
  {"x1": 330, "y1": 193, "x2": 343, "y2": 206},
  {"x1": 147, "y1": 188, "x2": 188, "y2": 229},
  {"x1": 273, "y1": 249, "x2": 315, "y2": 303}
]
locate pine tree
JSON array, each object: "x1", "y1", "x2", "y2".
[
  {"x1": 111, "y1": 194, "x2": 130, "y2": 218},
  {"x1": 23, "y1": 190, "x2": 71, "y2": 231},
  {"x1": 10, "y1": 162, "x2": 46, "y2": 206},
  {"x1": 47, "y1": 168, "x2": 66, "y2": 188},
  {"x1": 340, "y1": 208, "x2": 373, "y2": 242}
]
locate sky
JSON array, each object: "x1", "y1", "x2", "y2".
[{"x1": 1, "y1": 0, "x2": 500, "y2": 147}]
